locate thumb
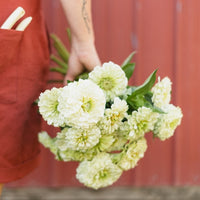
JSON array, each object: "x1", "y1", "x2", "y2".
[
  {"x1": 63, "y1": 55, "x2": 83, "y2": 85},
  {"x1": 63, "y1": 73, "x2": 74, "y2": 85}
]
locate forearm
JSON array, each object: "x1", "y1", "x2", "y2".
[
  {"x1": 60, "y1": 0, "x2": 94, "y2": 46},
  {"x1": 60, "y1": 0, "x2": 100, "y2": 81}
]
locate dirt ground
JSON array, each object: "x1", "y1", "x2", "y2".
[{"x1": 1, "y1": 186, "x2": 200, "y2": 200}]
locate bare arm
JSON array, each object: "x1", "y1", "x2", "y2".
[
  {"x1": 60, "y1": 0, "x2": 94, "y2": 43},
  {"x1": 60, "y1": 0, "x2": 101, "y2": 82}
]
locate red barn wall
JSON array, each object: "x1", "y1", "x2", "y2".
[{"x1": 7, "y1": 0, "x2": 200, "y2": 187}]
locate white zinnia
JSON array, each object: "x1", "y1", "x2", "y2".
[
  {"x1": 152, "y1": 77, "x2": 172, "y2": 107},
  {"x1": 95, "y1": 134, "x2": 115, "y2": 152},
  {"x1": 98, "y1": 97, "x2": 128, "y2": 134},
  {"x1": 55, "y1": 128, "x2": 69, "y2": 152},
  {"x1": 38, "y1": 131, "x2": 57, "y2": 154},
  {"x1": 107, "y1": 131, "x2": 127, "y2": 152},
  {"x1": 58, "y1": 79, "x2": 106, "y2": 128},
  {"x1": 76, "y1": 153, "x2": 122, "y2": 189},
  {"x1": 89, "y1": 62, "x2": 128, "y2": 101},
  {"x1": 58, "y1": 148, "x2": 95, "y2": 162},
  {"x1": 38, "y1": 87, "x2": 65, "y2": 127},
  {"x1": 153, "y1": 104, "x2": 183, "y2": 141},
  {"x1": 118, "y1": 137, "x2": 147, "y2": 171},
  {"x1": 63, "y1": 126, "x2": 101, "y2": 152},
  {"x1": 128, "y1": 107, "x2": 159, "y2": 140}
]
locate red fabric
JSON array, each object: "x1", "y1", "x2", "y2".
[{"x1": 0, "y1": 0, "x2": 49, "y2": 183}]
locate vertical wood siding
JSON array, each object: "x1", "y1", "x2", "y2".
[
  {"x1": 174, "y1": 0, "x2": 200, "y2": 185},
  {"x1": 8, "y1": 0, "x2": 200, "y2": 187}
]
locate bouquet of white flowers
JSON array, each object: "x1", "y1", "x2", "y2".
[{"x1": 38, "y1": 51, "x2": 183, "y2": 189}]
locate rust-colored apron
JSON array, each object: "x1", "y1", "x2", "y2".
[{"x1": 0, "y1": 0, "x2": 49, "y2": 183}]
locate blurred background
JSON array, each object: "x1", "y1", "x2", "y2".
[{"x1": 3, "y1": 0, "x2": 200, "y2": 199}]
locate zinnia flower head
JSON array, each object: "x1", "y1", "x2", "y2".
[
  {"x1": 94, "y1": 134, "x2": 115, "y2": 152},
  {"x1": 153, "y1": 104, "x2": 183, "y2": 141},
  {"x1": 128, "y1": 107, "x2": 159, "y2": 140},
  {"x1": 55, "y1": 128, "x2": 69, "y2": 152},
  {"x1": 58, "y1": 148, "x2": 95, "y2": 162},
  {"x1": 118, "y1": 137, "x2": 147, "y2": 171},
  {"x1": 99, "y1": 97, "x2": 128, "y2": 134},
  {"x1": 89, "y1": 62, "x2": 128, "y2": 101},
  {"x1": 38, "y1": 131, "x2": 57, "y2": 155},
  {"x1": 111, "y1": 97, "x2": 129, "y2": 117},
  {"x1": 76, "y1": 153, "x2": 122, "y2": 189},
  {"x1": 107, "y1": 131, "x2": 127, "y2": 152},
  {"x1": 62, "y1": 126, "x2": 101, "y2": 152},
  {"x1": 98, "y1": 97, "x2": 128, "y2": 134},
  {"x1": 58, "y1": 79, "x2": 106, "y2": 128},
  {"x1": 152, "y1": 77, "x2": 172, "y2": 107},
  {"x1": 38, "y1": 87, "x2": 65, "y2": 127}
]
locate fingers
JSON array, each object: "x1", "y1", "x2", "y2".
[
  {"x1": 76, "y1": 46, "x2": 101, "y2": 71},
  {"x1": 63, "y1": 47, "x2": 101, "y2": 85},
  {"x1": 63, "y1": 53, "x2": 84, "y2": 84},
  {"x1": 1, "y1": 7, "x2": 32, "y2": 31},
  {"x1": 85, "y1": 54, "x2": 101, "y2": 71}
]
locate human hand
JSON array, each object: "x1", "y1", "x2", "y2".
[{"x1": 64, "y1": 41, "x2": 101, "y2": 84}]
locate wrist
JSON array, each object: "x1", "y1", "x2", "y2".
[
  {"x1": 70, "y1": 40, "x2": 101, "y2": 71},
  {"x1": 71, "y1": 38, "x2": 96, "y2": 55},
  {"x1": 71, "y1": 33, "x2": 95, "y2": 46}
]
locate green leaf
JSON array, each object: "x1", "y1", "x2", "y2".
[
  {"x1": 144, "y1": 91, "x2": 153, "y2": 104},
  {"x1": 127, "y1": 89, "x2": 165, "y2": 114},
  {"x1": 128, "y1": 69, "x2": 157, "y2": 100},
  {"x1": 33, "y1": 99, "x2": 39, "y2": 105},
  {"x1": 67, "y1": 80, "x2": 73, "y2": 84},
  {"x1": 127, "y1": 70, "x2": 157, "y2": 112},
  {"x1": 127, "y1": 96, "x2": 165, "y2": 114},
  {"x1": 50, "y1": 54, "x2": 68, "y2": 70},
  {"x1": 75, "y1": 72, "x2": 89, "y2": 80},
  {"x1": 122, "y1": 63, "x2": 135, "y2": 80},
  {"x1": 66, "y1": 28, "x2": 71, "y2": 43},
  {"x1": 56, "y1": 150, "x2": 64, "y2": 161},
  {"x1": 151, "y1": 106, "x2": 166, "y2": 114},
  {"x1": 144, "y1": 102, "x2": 165, "y2": 114},
  {"x1": 50, "y1": 34, "x2": 69, "y2": 63},
  {"x1": 127, "y1": 94, "x2": 146, "y2": 111},
  {"x1": 121, "y1": 51, "x2": 137, "y2": 67},
  {"x1": 144, "y1": 92, "x2": 165, "y2": 113},
  {"x1": 50, "y1": 67, "x2": 66, "y2": 75}
]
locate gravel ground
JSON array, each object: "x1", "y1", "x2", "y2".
[{"x1": 1, "y1": 186, "x2": 200, "y2": 200}]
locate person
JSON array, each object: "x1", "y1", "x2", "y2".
[{"x1": 0, "y1": 0, "x2": 100, "y2": 195}]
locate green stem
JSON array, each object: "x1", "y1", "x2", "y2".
[
  {"x1": 50, "y1": 55, "x2": 68, "y2": 70},
  {"x1": 51, "y1": 34, "x2": 70, "y2": 63},
  {"x1": 47, "y1": 80, "x2": 64, "y2": 84},
  {"x1": 50, "y1": 67, "x2": 66, "y2": 75},
  {"x1": 66, "y1": 28, "x2": 71, "y2": 43}
]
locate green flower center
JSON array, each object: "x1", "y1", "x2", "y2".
[
  {"x1": 95, "y1": 169, "x2": 109, "y2": 180},
  {"x1": 81, "y1": 97, "x2": 93, "y2": 112},
  {"x1": 77, "y1": 134, "x2": 88, "y2": 145},
  {"x1": 50, "y1": 100, "x2": 59, "y2": 115},
  {"x1": 137, "y1": 121, "x2": 148, "y2": 133},
  {"x1": 111, "y1": 113, "x2": 120, "y2": 125},
  {"x1": 99, "y1": 77, "x2": 115, "y2": 91}
]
